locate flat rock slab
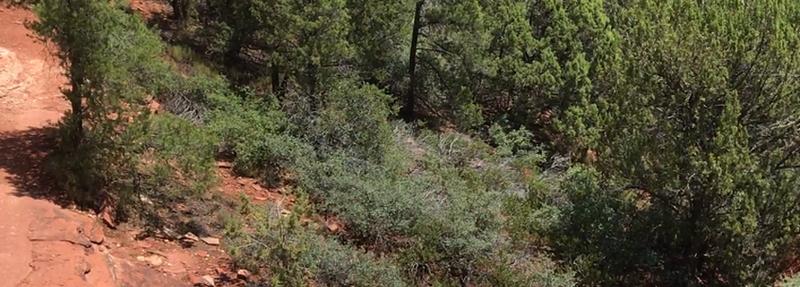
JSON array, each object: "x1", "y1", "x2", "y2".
[
  {"x1": 29, "y1": 216, "x2": 94, "y2": 248},
  {"x1": 17, "y1": 241, "x2": 92, "y2": 287},
  {"x1": 200, "y1": 237, "x2": 220, "y2": 246},
  {"x1": 21, "y1": 208, "x2": 190, "y2": 287},
  {"x1": 110, "y1": 255, "x2": 188, "y2": 287}
]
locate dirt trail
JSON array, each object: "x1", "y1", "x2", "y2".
[{"x1": 0, "y1": 7, "x2": 189, "y2": 287}]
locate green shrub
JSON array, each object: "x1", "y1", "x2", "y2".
[
  {"x1": 300, "y1": 127, "x2": 555, "y2": 285},
  {"x1": 45, "y1": 110, "x2": 217, "y2": 216},
  {"x1": 502, "y1": 156, "x2": 569, "y2": 247},
  {"x1": 415, "y1": 130, "x2": 491, "y2": 169},
  {"x1": 205, "y1": 89, "x2": 283, "y2": 148},
  {"x1": 45, "y1": 117, "x2": 114, "y2": 209},
  {"x1": 400, "y1": 169, "x2": 504, "y2": 284},
  {"x1": 165, "y1": 44, "x2": 219, "y2": 77},
  {"x1": 488, "y1": 123, "x2": 536, "y2": 158},
  {"x1": 546, "y1": 166, "x2": 661, "y2": 286},
  {"x1": 211, "y1": 76, "x2": 572, "y2": 286},
  {"x1": 481, "y1": 251, "x2": 575, "y2": 287},
  {"x1": 302, "y1": 238, "x2": 409, "y2": 287},
  {"x1": 157, "y1": 73, "x2": 230, "y2": 124},
  {"x1": 205, "y1": 89, "x2": 314, "y2": 185},
  {"x1": 225, "y1": 198, "x2": 409, "y2": 287},
  {"x1": 215, "y1": 102, "x2": 577, "y2": 286},
  {"x1": 141, "y1": 113, "x2": 218, "y2": 199},
  {"x1": 298, "y1": 152, "x2": 430, "y2": 248},
  {"x1": 298, "y1": 80, "x2": 396, "y2": 162}
]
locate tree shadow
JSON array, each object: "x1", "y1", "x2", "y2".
[
  {"x1": 0, "y1": 125, "x2": 76, "y2": 207},
  {"x1": 0, "y1": 126, "x2": 232, "y2": 238}
]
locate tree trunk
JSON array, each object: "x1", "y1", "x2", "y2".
[
  {"x1": 66, "y1": 49, "x2": 84, "y2": 145},
  {"x1": 307, "y1": 62, "x2": 319, "y2": 112},
  {"x1": 402, "y1": 0, "x2": 424, "y2": 122},
  {"x1": 224, "y1": 37, "x2": 242, "y2": 67},
  {"x1": 271, "y1": 62, "x2": 282, "y2": 96},
  {"x1": 69, "y1": 84, "x2": 84, "y2": 145},
  {"x1": 170, "y1": 0, "x2": 183, "y2": 21}
]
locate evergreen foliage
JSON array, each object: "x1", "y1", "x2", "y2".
[
  {"x1": 556, "y1": 0, "x2": 800, "y2": 285},
  {"x1": 27, "y1": 0, "x2": 800, "y2": 286},
  {"x1": 30, "y1": 0, "x2": 216, "y2": 215}
]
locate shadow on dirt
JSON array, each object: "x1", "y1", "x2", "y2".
[
  {"x1": 0, "y1": 125, "x2": 75, "y2": 206},
  {"x1": 0, "y1": 125, "x2": 233, "y2": 240}
]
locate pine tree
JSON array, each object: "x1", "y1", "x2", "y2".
[
  {"x1": 212, "y1": 0, "x2": 352, "y2": 99},
  {"x1": 403, "y1": 0, "x2": 616, "y2": 136},
  {"x1": 557, "y1": 0, "x2": 800, "y2": 285},
  {"x1": 30, "y1": 0, "x2": 215, "y2": 213},
  {"x1": 31, "y1": 0, "x2": 169, "y2": 144},
  {"x1": 345, "y1": 0, "x2": 414, "y2": 85}
]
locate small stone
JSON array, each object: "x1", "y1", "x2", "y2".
[
  {"x1": 162, "y1": 228, "x2": 181, "y2": 239},
  {"x1": 181, "y1": 232, "x2": 199, "y2": 242},
  {"x1": 200, "y1": 237, "x2": 220, "y2": 246},
  {"x1": 236, "y1": 269, "x2": 251, "y2": 279},
  {"x1": 138, "y1": 254, "x2": 164, "y2": 267},
  {"x1": 147, "y1": 100, "x2": 161, "y2": 114},
  {"x1": 201, "y1": 275, "x2": 216, "y2": 286},
  {"x1": 216, "y1": 162, "x2": 233, "y2": 168},
  {"x1": 188, "y1": 273, "x2": 204, "y2": 285},
  {"x1": 90, "y1": 230, "x2": 104, "y2": 244},
  {"x1": 139, "y1": 195, "x2": 154, "y2": 205},
  {"x1": 327, "y1": 222, "x2": 340, "y2": 233},
  {"x1": 195, "y1": 250, "x2": 208, "y2": 257},
  {"x1": 145, "y1": 254, "x2": 164, "y2": 267},
  {"x1": 87, "y1": 222, "x2": 105, "y2": 244},
  {"x1": 101, "y1": 210, "x2": 116, "y2": 229}
]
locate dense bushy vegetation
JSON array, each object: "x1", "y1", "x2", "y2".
[
  {"x1": 29, "y1": 0, "x2": 218, "y2": 218},
  {"x1": 18, "y1": 0, "x2": 800, "y2": 285}
]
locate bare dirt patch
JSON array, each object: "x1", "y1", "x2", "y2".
[{"x1": 0, "y1": 9, "x2": 66, "y2": 116}]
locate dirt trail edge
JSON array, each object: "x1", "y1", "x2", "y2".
[{"x1": 0, "y1": 7, "x2": 187, "y2": 287}]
